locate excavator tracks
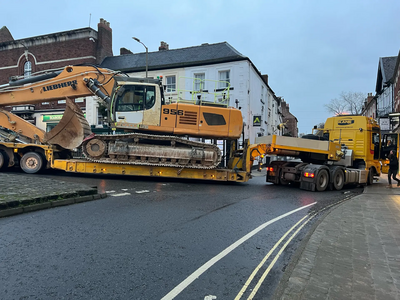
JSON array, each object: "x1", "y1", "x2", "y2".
[{"x1": 81, "y1": 132, "x2": 222, "y2": 169}]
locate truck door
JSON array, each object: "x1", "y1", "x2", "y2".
[
  {"x1": 381, "y1": 133, "x2": 398, "y2": 159},
  {"x1": 372, "y1": 131, "x2": 380, "y2": 160}
]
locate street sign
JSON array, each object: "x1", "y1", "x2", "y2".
[{"x1": 253, "y1": 115, "x2": 261, "y2": 126}]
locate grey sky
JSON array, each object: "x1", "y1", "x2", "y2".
[{"x1": 2, "y1": 0, "x2": 399, "y2": 134}]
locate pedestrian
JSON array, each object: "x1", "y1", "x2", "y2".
[{"x1": 387, "y1": 150, "x2": 400, "y2": 188}]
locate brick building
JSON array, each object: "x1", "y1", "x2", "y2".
[
  {"x1": 0, "y1": 18, "x2": 112, "y2": 131},
  {"x1": 280, "y1": 99, "x2": 298, "y2": 137}
]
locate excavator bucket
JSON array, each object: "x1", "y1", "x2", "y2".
[{"x1": 43, "y1": 98, "x2": 92, "y2": 149}]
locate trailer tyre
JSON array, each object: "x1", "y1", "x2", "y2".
[
  {"x1": 20, "y1": 152, "x2": 43, "y2": 174},
  {"x1": 332, "y1": 169, "x2": 344, "y2": 190},
  {"x1": 0, "y1": 150, "x2": 9, "y2": 170},
  {"x1": 316, "y1": 169, "x2": 329, "y2": 191}
]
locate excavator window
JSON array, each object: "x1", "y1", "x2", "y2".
[{"x1": 115, "y1": 85, "x2": 156, "y2": 112}]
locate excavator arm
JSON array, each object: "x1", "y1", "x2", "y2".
[
  {"x1": 0, "y1": 65, "x2": 117, "y2": 106},
  {"x1": 0, "y1": 66, "x2": 119, "y2": 149}
]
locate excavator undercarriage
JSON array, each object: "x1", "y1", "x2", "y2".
[{"x1": 81, "y1": 132, "x2": 222, "y2": 169}]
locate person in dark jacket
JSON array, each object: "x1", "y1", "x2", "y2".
[{"x1": 387, "y1": 150, "x2": 400, "y2": 188}]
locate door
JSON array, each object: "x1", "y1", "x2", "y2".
[{"x1": 114, "y1": 84, "x2": 159, "y2": 125}]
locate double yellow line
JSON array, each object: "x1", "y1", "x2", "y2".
[{"x1": 235, "y1": 197, "x2": 351, "y2": 299}]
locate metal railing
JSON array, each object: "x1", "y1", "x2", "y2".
[{"x1": 166, "y1": 77, "x2": 231, "y2": 107}]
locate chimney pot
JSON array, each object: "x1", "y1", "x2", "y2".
[{"x1": 159, "y1": 41, "x2": 169, "y2": 51}]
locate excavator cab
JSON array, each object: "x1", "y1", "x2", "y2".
[{"x1": 111, "y1": 80, "x2": 162, "y2": 128}]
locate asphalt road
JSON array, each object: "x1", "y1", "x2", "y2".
[{"x1": 0, "y1": 171, "x2": 362, "y2": 299}]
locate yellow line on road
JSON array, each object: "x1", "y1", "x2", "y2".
[
  {"x1": 234, "y1": 214, "x2": 310, "y2": 300},
  {"x1": 248, "y1": 214, "x2": 316, "y2": 299},
  {"x1": 161, "y1": 203, "x2": 316, "y2": 300}
]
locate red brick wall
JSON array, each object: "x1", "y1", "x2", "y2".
[
  {"x1": 0, "y1": 38, "x2": 98, "y2": 84},
  {"x1": 281, "y1": 100, "x2": 299, "y2": 137},
  {"x1": 0, "y1": 19, "x2": 112, "y2": 118}
]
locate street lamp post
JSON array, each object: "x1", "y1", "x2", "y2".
[{"x1": 132, "y1": 37, "x2": 148, "y2": 78}]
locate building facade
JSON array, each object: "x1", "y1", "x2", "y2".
[
  {"x1": 0, "y1": 19, "x2": 112, "y2": 131},
  {"x1": 392, "y1": 51, "x2": 400, "y2": 133},
  {"x1": 361, "y1": 93, "x2": 376, "y2": 120},
  {"x1": 280, "y1": 99, "x2": 298, "y2": 137},
  {"x1": 375, "y1": 56, "x2": 397, "y2": 133}
]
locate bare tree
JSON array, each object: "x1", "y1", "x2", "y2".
[{"x1": 324, "y1": 92, "x2": 366, "y2": 115}]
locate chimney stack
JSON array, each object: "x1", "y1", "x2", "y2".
[
  {"x1": 261, "y1": 74, "x2": 268, "y2": 85},
  {"x1": 96, "y1": 18, "x2": 113, "y2": 64},
  {"x1": 367, "y1": 93, "x2": 374, "y2": 104},
  {"x1": 120, "y1": 47, "x2": 133, "y2": 55},
  {"x1": 159, "y1": 41, "x2": 169, "y2": 51}
]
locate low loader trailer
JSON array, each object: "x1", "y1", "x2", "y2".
[{"x1": 0, "y1": 140, "x2": 265, "y2": 183}]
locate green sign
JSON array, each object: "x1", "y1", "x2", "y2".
[
  {"x1": 42, "y1": 114, "x2": 86, "y2": 122},
  {"x1": 42, "y1": 114, "x2": 63, "y2": 122}
]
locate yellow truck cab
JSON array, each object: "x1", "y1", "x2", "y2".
[{"x1": 323, "y1": 115, "x2": 381, "y2": 182}]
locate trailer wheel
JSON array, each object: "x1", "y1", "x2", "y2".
[
  {"x1": 0, "y1": 150, "x2": 9, "y2": 170},
  {"x1": 20, "y1": 152, "x2": 43, "y2": 174},
  {"x1": 332, "y1": 169, "x2": 344, "y2": 190},
  {"x1": 316, "y1": 169, "x2": 329, "y2": 191},
  {"x1": 367, "y1": 168, "x2": 374, "y2": 185}
]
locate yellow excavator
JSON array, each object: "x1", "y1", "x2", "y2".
[{"x1": 0, "y1": 65, "x2": 243, "y2": 169}]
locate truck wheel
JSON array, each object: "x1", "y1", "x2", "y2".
[
  {"x1": 332, "y1": 169, "x2": 344, "y2": 190},
  {"x1": 20, "y1": 152, "x2": 43, "y2": 174},
  {"x1": 316, "y1": 169, "x2": 329, "y2": 191},
  {"x1": 367, "y1": 168, "x2": 374, "y2": 185},
  {"x1": 0, "y1": 150, "x2": 9, "y2": 170},
  {"x1": 279, "y1": 169, "x2": 289, "y2": 185}
]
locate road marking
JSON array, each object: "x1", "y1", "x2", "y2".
[
  {"x1": 160, "y1": 202, "x2": 316, "y2": 300},
  {"x1": 239, "y1": 196, "x2": 353, "y2": 299},
  {"x1": 247, "y1": 214, "x2": 315, "y2": 299},
  {"x1": 234, "y1": 214, "x2": 310, "y2": 299},
  {"x1": 135, "y1": 190, "x2": 150, "y2": 194},
  {"x1": 110, "y1": 192, "x2": 131, "y2": 197}
]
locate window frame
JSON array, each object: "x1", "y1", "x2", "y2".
[
  {"x1": 24, "y1": 61, "x2": 32, "y2": 78},
  {"x1": 194, "y1": 73, "x2": 206, "y2": 91},
  {"x1": 218, "y1": 70, "x2": 230, "y2": 89},
  {"x1": 165, "y1": 75, "x2": 176, "y2": 93},
  {"x1": 115, "y1": 85, "x2": 156, "y2": 112}
]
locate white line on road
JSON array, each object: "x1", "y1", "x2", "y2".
[
  {"x1": 161, "y1": 202, "x2": 316, "y2": 300},
  {"x1": 110, "y1": 192, "x2": 131, "y2": 197},
  {"x1": 135, "y1": 190, "x2": 150, "y2": 194}
]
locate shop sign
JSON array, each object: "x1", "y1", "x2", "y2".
[
  {"x1": 42, "y1": 114, "x2": 63, "y2": 122},
  {"x1": 42, "y1": 114, "x2": 86, "y2": 122}
]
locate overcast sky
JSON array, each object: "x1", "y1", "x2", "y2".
[{"x1": 2, "y1": 0, "x2": 399, "y2": 134}]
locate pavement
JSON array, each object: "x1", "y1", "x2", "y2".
[
  {"x1": 273, "y1": 175, "x2": 400, "y2": 300},
  {"x1": 0, "y1": 172, "x2": 106, "y2": 218},
  {"x1": 1, "y1": 171, "x2": 399, "y2": 299}
]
